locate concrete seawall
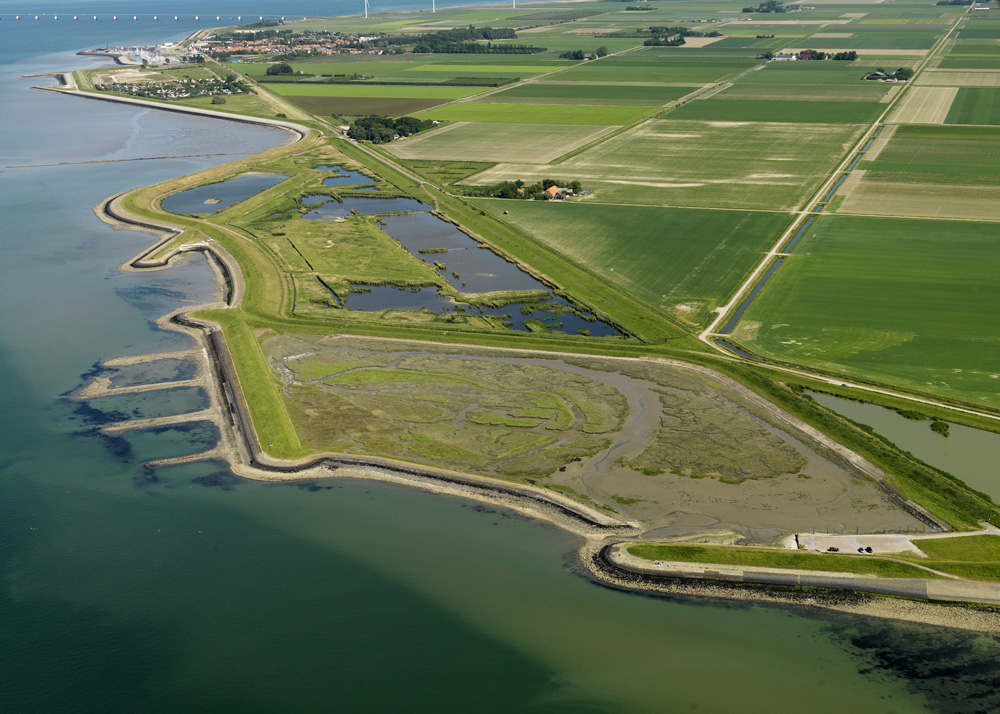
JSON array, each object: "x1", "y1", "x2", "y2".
[{"x1": 605, "y1": 544, "x2": 1000, "y2": 606}]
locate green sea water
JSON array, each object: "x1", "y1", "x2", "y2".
[{"x1": 3, "y1": 4, "x2": 1000, "y2": 712}]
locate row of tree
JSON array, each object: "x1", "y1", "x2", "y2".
[{"x1": 346, "y1": 115, "x2": 435, "y2": 143}]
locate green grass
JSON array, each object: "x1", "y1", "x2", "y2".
[
  {"x1": 478, "y1": 202, "x2": 790, "y2": 325},
  {"x1": 891, "y1": 535, "x2": 1000, "y2": 581},
  {"x1": 414, "y1": 102, "x2": 654, "y2": 125},
  {"x1": 628, "y1": 543, "x2": 942, "y2": 579},
  {"x1": 266, "y1": 83, "x2": 484, "y2": 99},
  {"x1": 918, "y1": 535, "x2": 1000, "y2": 561},
  {"x1": 735, "y1": 214, "x2": 1000, "y2": 411},
  {"x1": 945, "y1": 88, "x2": 1000, "y2": 126},
  {"x1": 666, "y1": 98, "x2": 883, "y2": 124}
]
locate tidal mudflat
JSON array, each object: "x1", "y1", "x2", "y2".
[{"x1": 266, "y1": 334, "x2": 923, "y2": 540}]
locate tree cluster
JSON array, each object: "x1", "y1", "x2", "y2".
[
  {"x1": 832, "y1": 50, "x2": 858, "y2": 61},
  {"x1": 742, "y1": 1, "x2": 787, "y2": 12},
  {"x1": 410, "y1": 26, "x2": 542, "y2": 54},
  {"x1": 266, "y1": 62, "x2": 294, "y2": 75},
  {"x1": 464, "y1": 178, "x2": 583, "y2": 200},
  {"x1": 347, "y1": 115, "x2": 435, "y2": 143},
  {"x1": 798, "y1": 49, "x2": 827, "y2": 60},
  {"x1": 559, "y1": 46, "x2": 609, "y2": 60}
]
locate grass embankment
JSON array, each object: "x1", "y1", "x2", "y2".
[
  {"x1": 899, "y1": 535, "x2": 1000, "y2": 581},
  {"x1": 628, "y1": 543, "x2": 941, "y2": 579}
]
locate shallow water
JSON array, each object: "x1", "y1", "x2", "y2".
[
  {"x1": 812, "y1": 392, "x2": 1000, "y2": 502},
  {"x1": 302, "y1": 194, "x2": 427, "y2": 218},
  {"x1": 3, "y1": 6, "x2": 1000, "y2": 713},
  {"x1": 161, "y1": 172, "x2": 286, "y2": 214}
]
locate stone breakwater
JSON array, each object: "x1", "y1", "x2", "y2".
[{"x1": 581, "y1": 541, "x2": 1000, "y2": 634}]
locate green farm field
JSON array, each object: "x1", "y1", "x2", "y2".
[
  {"x1": 739, "y1": 63, "x2": 903, "y2": 86},
  {"x1": 946, "y1": 88, "x2": 1000, "y2": 125},
  {"x1": 266, "y1": 83, "x2": 484, "y2": 99},
  {"x1": 477, "y1": 201, "x2": 791, "y2": 325},
  {"x1": 665, "y1": 97, "x2": 884, "y2": 124},
  {"x1": 551, "y1": 61, "x2": 754, "y2": 85},
  {"x1": 720, "y1": 83, "x2": 893, "y2": 103},
  {"x1": 384, "y1": 121, "x2": 619, "y2": 163},
  {"x1": 414, "y1": 102, "x2": 654, "y2": 125},
  {"x1": 838, "y1": 124, "x2": 1000, "y2": 219},
  {"x1": 470, "y1": 118, "x2": 864, "y2": 210},
  {"x1": 480, "y1": 82, "x2": 693, "y2": 106},
  {"x1": 735, "y1": 215, "x2": 1000, "y2": 409},
  {"x1": 282, "y1": 95, "x2": 451, "y2": 117}
]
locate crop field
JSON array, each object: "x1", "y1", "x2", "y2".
[
  {"x1": 889, "y1": 86, "x2": 958, "y2": 124},
  {"x1": 470, "y1": 119, "x2": 864, "y2": 210},
  {"x1": 478, "y1": 82, "x2": 692, "y2": 106},
  {"x1": 720, "y1": 83, "x2": 892, "y2": 103},
  {"x1": 413, "y1": 102, "x2": 654, "y2": 125},
  {"x1": 266, "y1": 83, "x2": 483, "y2": 99},
  {"x1": 282, "y1": 95, "x2": 451, "y2": 117},
  {"x1": 837, "y1": 125, "x2": 1000, "y2": 219},
  {"x1": 384, "y1": 121, "x2": 618, "y2": 163},
  {"x1": 945, "y1": 88, "x2": 1000, "y2": 125},
  {"x1": 551, "y1": 61, "x2": 755, "y2": 85},
  {"x1": 734, "y1": 215, "x2": 1000, "y2": 409},
  {"x1": 918, "y1": 71, "x2": 1000, "y2": 88},
  {"x1": 739, "y1": 63, "x2": 900, "y2": 86},
  {"x1": 475, "y1": 201, "x2": 790, "y2": 325},
  {"x1": 937, "y1": 57, "x2": 1000, "y2": 70},
  {"x1": 665, "y1": 97, "x2": 884, "y2": 124}
]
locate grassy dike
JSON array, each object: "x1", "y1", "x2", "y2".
[
  {"x1": 628, "y1": 543, "x2": 943, "y2": 580},
  {"x1": 93, "y1": 66, "x2": 1000, "y2": 535},
  {"x1": 630, "y1": 537, "x2": 1000, "y2": 584}
]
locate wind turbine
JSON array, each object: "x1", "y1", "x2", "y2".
[{"x1": 365, "y1": 0, "x2": 370, "y2": 18}]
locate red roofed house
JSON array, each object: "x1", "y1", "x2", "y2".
[{"x1": 545, "y1": 185, "x2": 563, "y2": 199}]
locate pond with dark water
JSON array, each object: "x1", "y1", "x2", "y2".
[
  {"x1": 337, "y1": 284, "x2": 616, "y2": 335},
  {"x1": 302, "y1": 195, "x2": 427, "y2": 218},
  {"x1": 161, "y1": 172, "x2": 286, "y2": 215},
  {"x1": 314, "y1": 165, "x2": 376, "y2": 186}
]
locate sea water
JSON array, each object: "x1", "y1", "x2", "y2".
[{"x1": 2, "y1": 4, "x2": 1000, "y2": 712}]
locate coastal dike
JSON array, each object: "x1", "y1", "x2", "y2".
[{"x1": 70, "y1": 80, "x2": 1000, "y2": 628}]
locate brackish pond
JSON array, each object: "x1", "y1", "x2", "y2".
[
  {"x1": 315, "y1": 164, "x2": 376, "y2": 186},
  {"x1": 310, "y1": 204, "x2": 617, "y2": 335},
  {"x1": 812, "y1": 392, "x2": 1000, "y2": 503},
  {"x1": 302, "y1": 195, "x2": 427, "y2": 218},
  {"x1": 162, "y1": 172, "x2": 286, "y2": 215}
]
